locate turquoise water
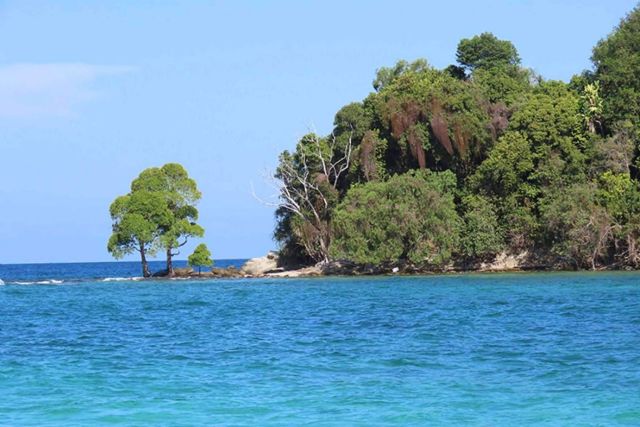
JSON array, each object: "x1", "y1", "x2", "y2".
[{"x1": 1, "y1": 272, "x2": 639, "y2": 426}]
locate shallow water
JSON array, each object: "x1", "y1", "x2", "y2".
[{"x1": 1, "y1": 271, "x2": 639, "y2": 425}]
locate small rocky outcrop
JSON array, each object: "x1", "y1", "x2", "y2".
[
  {"x1": 240, "y1": 252, "x2": 280, "y2": 275},
  {"x1": 210, "y1": 266, "x2": 243, "y2": 278},
  {"x1": 265, "y1": 265, "x2": 322, "y2": 277}
]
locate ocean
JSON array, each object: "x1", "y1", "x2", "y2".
[
  {"x1": 0, "y1": 264, "x2": 639, "y2": 425},
  {"x1": 0, "y1": 260, "x2": 247, "y2": 285}
]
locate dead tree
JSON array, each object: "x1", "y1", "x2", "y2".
[{"x1": 258, "y1": 132, "x2": 353, "y2": 263}]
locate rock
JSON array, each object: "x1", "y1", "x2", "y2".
[
  {"x1": 240, "y1": 252, "x2": 279, "y2": 275},
  {"x1": 173, "y1": 267, "x2": 193, "y2": 277},
  {"x1": 392, "y1": 267, "x2": 399, "y2": 273},
  {"x1": 265, "y1": 265, "x2": 322, "y2": 277},
  {"x1": 321, "y1": 259, "x2": 359, "y2": 275},
  {"x1": 479, "y1": 251, "x2": 529, "y2": 271},
  {"x1": 151, "y1": 269, "x2": 169, "y2": 277},
  {"x1": 210, "y1": 266, "x2": 243, "y2": 278}
]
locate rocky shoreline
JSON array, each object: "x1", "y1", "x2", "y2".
[{"x1": 161, "y1": 250, "x2": 629, "y2": 280}]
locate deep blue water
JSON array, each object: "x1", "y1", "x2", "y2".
[
  {"x1": 0, "y1": 259, "x2": 246, "y2": 284},
  {"x1": 1, "y1": 266, "x2": 639, "y2": 426}
]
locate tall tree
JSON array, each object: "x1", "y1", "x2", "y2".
[
  {"x1": 456, "y1": 32, "x2": 520, "y2": 73},
  {"x1": 108, "y1": 190, "x2": 172, "y2": 277},
  {"x1": 592, "y1": 6, "x2": 640, "y2": 135},
  {"x1": 131, "y1": 163, "x2": 204, "y2": 276},
  {"x1": 372, "y1": 59, "x2": 429, "y2": 91},
  {"x1": 272, "y1": 133, "x2": 353, "y2": 263}
]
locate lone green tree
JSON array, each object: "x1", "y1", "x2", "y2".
[
  {"x1": 188, "y1": 243, "x2": 213, "y2": 275},
  {"x1": 107, "y1": 190, "x2": 172, "y2": 277},
  {"x1": 131, "y1": 163, "x2": 204, "y2": 276},
  {"x1": 456, "y1": 32, "x2": 520, "y2": 73}
]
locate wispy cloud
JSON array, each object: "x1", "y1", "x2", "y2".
[{"x1": 0, "y1": 63, "x2": 133, "y2": 118}]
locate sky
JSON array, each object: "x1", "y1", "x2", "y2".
[{"x1": 0, "y1": 0, "x2": 637, "y2": 264}]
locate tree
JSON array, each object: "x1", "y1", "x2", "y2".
[
  {"x1": 593, "y1": 171, "x2": 640, "y2": 267},
  {"x1": 131, "y1": 163, "x2": 204, "y2": 276},
  {"x1": 592, "y1": 6, "x2": 640, "y2": 134},
  {"x1": 459, "y1": 195, "x2": 504, "y2": 260},
  {"x1": 579, "y1": 81, "x2": 604, "y2": 134},
  {"x1": 372, "y1": 59, "x2": 430, "y2": 91},
  {"x1": 508, "y1": 81, "x2": 588, "y2": 189},
  {"x1": 330, "y1": 171, "x2": 460, "y2": 266},
  {"x1": 271, "y1": 132, "x2": 353, "y2": 263},
  {"x1": 108, "y1": 190, "x2": 172, "y2": 277},
  {"x1": 470, "y1": 131, "x2": 534, "y2": 199},
  {"x1": 188, "y1": 243, "x2": 213, "y2": 275},
  {"x1": 472, "y1": 66, "x2": 531, "y2": 105},
  {"x1": 456, "y1": 32, "x2": 520, "y2": 73},
  {"x1": 266, "y1": 6, "x2": 640, "y2": 270},
  {"x1": 589, "y1": 122, "x2": 635, "y2": 176},
  {"x1": 377, "y1": 67, "x2": 493, "y2": 175},
  {"x1": 456, "y1": 33, "x2": 529, "y2": 107},
  {"x1": 540, "y1": 183, "x2": 615, "y2": 270}
]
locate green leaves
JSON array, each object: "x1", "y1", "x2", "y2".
[
  {"x1": 273, "y1": 12, "x2": 640, "y2": 270},
  {"x1": 597, "y1": 171, "x2": 640, "y2": 223},
  {"x1": 330, "y1": 171, "x2": 460, "y2": 266},
  {"x1": 470, "y1": 131, "x2": 534, "y2": 198},
  {"x1": 107, "y1": 190, "x2": 171, "y2": 259},
  {"x1": 188, "y1": 243, "x2": 213, "y2": 271},
  {"x1": 108, "y1": 163, "x2": 205, "y2": 276},
  {"x1": 592, "y1": 6, "x2": 640, "y2": 134},
  {"x1": 456, "y1": 33, "x2": 520, "y2": 73},
  {"x1": 131, "y1": 163, "x2": 203, "y2": 258},
  {"x1": 372, "y1": 59, "x2": 430, "y2": 91},
  {"x1": 460, "y1": 195, "x2": 503, "y2": 259}
]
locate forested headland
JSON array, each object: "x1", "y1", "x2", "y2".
[{"x1": 271, "y1": 6, "x2": 640, "y2": 272}]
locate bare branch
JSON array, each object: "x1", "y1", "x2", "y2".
[{"x1": 254, "y1": 128, "x2": 356, "y2": 263}]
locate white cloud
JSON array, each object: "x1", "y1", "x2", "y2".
[{"x1": 0, "y1": 63, "x2": 132, "y2": 118}]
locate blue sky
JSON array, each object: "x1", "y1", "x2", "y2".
[{"x1": 0, "y1": 0, "x2": 637, "y2": 263}]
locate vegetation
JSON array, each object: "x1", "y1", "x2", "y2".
[
  {"x1": 331, "y1": 171, "x2": 460, "y2": 266},
  {"x1": 188, "y1": 243, "x2": 213, "y2": 275},
  {"x1": 272, "y1": 6, "x2": 640, "y2": 271},
  {"x1": 108, "y1": 163, "x2": 205, "y2": 277}
]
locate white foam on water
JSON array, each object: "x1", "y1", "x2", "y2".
[
  {"x1": 102, "y1": 277, "x2": 143, "y2": 282},
  {"x1": 13, "y1": 279, "x2": 64, "y2": 285},
  {"x1": 0, "y1": 279, "x2": 4, "y2": 285}
]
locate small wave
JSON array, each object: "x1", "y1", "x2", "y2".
[
  {"x1": 13, "y1": 279, "x2": 64, "y2": 285},
  {"x1": 0, "y1": 279, "x2": 4, "y2": 285},
  {"x1": 102, "y1": 277, "x2": 143, "y2": 282}
]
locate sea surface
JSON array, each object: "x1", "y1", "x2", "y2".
[
  {"x1": 0, "y1": 259, "x2": 246, "y2": 284},
  {"x1": 0, "y1": 264, "x2": 639, "y2": 426}
]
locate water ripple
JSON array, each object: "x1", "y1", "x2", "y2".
[{"x1": 0, "y1": 272, "x2": 639, "y2": 425}]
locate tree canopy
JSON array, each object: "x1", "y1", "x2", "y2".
[
  {"x1": 592, "y1": 6, "x2": 640, "y2": 137},
  {"x1": 271, "y1": 6, "x2": 640, "y2": 271},
  {"x1": 330, "y1": 171, "x2": 460, "y2": 266},
  {"x1": 456, "y1": 32, "x2": 520, "y2": 73},
  {"x1": 108, "y1": 190, "x2": 172, "y2": 277},
  {"x1": 188, "y1": 243, "x2": 213, "y2": 275},
  {"x1": 108, "y1": 163, "x2": 205, "y2": 277}
]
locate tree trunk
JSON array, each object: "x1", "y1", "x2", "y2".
[
  {"x1": 166, "y1": 247, "x2": 174, "y2": 277},
  {"x1": 140, "y1": 244, "x2": 151, "y2": 278}
]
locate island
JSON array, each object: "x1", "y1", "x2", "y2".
[{"x1": 108, "y1": 7, "x2": 640, "y2": 278}]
